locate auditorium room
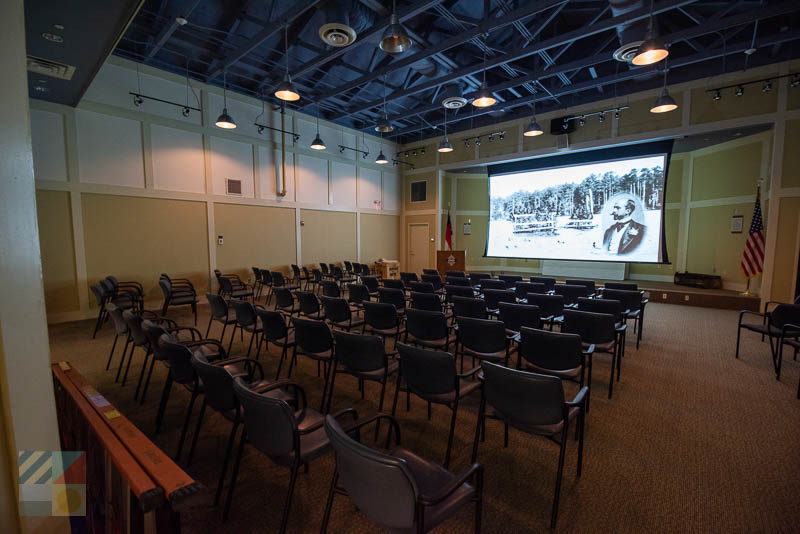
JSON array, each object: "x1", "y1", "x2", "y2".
[{"x1": 3, "y1": 1, "x2": 800, "y2": 533}]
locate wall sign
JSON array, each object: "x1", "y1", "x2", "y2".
[{"x1": 730, "y1": 215, "x2": 744, "y2": 233}]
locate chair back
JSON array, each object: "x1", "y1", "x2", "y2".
[
  {"x1": 321, "y1": 280, "x2": 341, "y2": 298},
  {"x1": 553, "y1": 284, "x2": 586, "y2": 305},
  {"x1": 343, "y1": 261, "x2": 352, "y2": 272},
  {"x1": 397, "y1": 343, "x2": 457, "y2": 396},
  {"x1": 565, "y1": 279, "x2": 596, "y2": 296},
  {"x1": 296, "y1": 290, "x2": 321, "y2": 316},
  {"x1": 232, "y1": 300, "x2": 258, "y2": 328},
  {"x1": 469, "y1": 272, "x2": 492, "y2": 287},
  {"x1": 378, "y1": 288, "x2": 406, "y2": 312},
  {"x1": 274, "y1": 287, "x2": 295, "y2": 310},
  {"x1": 529, "y1": 276, "x2": 556, "y2": 292},
  {"x1": 383, "y1": 279, "x2": 405, "y2": 290},
  {"x1": 451, "y1": 296, "x2": 487, "y2": 320},
  {"x1": 445, "y1": 270, "x2": 465, "y2": 278},
  {"x1": 324, "y1": 415, "x2": 418, "y2": 530},
  {"x1": 333, "y1": 330, "x2": 385, "y2": 372},
  {"x1": 362, "y1": 276, "x2": 379, "y2": 293},
  {"x1": 190, "y1": 353, "x2": 238, "y2": 412},
  {"x1": 498, "y1": 274, "x2": 523, "y2": 286},
  {"x1": 160, "y1": 337, "x2": 197, "y2": 384},
  {"x1": 421, "y1": 274, "x2": 442, "y2": 291},
  {"x1": 445, "y1": 284, "x2": 474, "y2": 302},
  {"x1": 320, "y1": 263, "x2": 330, "y2": 275},
  {"x1": 142, "y1": 320, "x2": 171, "y2": 361},
  {"x1": 363, "y1": 302, "x2": 398, "y2": 330},
  {"x1": 122, "y1": 310, "x2": 148, "y2": 346},
  {"x1": 311, "y1": 268, "x2": 323, "y2": 283},
  {"x1": 406, "y1": 309, "x2": 447, "y2": 342},
  {"x1": 499, "y1": 303, "x2": 541, "y2": 333},
  {"x1": 252, "y1": 267, "x2": 262, "y2": 283},
  {"x1": 90, "y1": 284, "x2": 106, "y2": 306},
  {"x1": 333, "y1": 266, "x2": 347, "y2": 280},
  {"x1": 480, "y1": 279, "x2": 507, "y2": 291},
  {"x1": 446, "y1": 276, "x2": 471, "y2": 287},
  {"x1": 100, "y1": 278, "x2": 116, "y2": 297},
  {"x1": 515, "y1": 282, "x2": 545, "y2": 300},
  {"x1": 206, "y1": 293, "x2": 229, "y2": 320},
  {"x1": 233, "y1": 378, "x2": 297, "y2": 459},
  {"x1": 408, "y1": 282, "x2": 434, "y2": 294},
  {"x1": 106, "y1": 303, "x2": 129, "y2": 335},
  {"x1": 291, "y1": 264, "x2": 301, "y2": 278},
  {"x1": 483, "y1": 289, "x2": 515, "y2": 310},
  {"x1": 563, "y1": 309, "x2": 616, "y2": 345},
  {"x1": 321, "y1": 296, "x2": 351, "y2": 324},
  {"x1": 302, "y1": 266, "x2": 311, "y2": 279},
  {"x1": 578, "y1": 297, "x2": 624, "y2": 324},
  {"x1": 456, "y1": 316, "x2": 506, "y2": 353},
  {"x1": 771, "y1": 304, "x2": 800, "y2": 329},
  {"x1": 526, "y1": 293, "x2": 564, "y2": 319},
  {"x1": 256, "y1": 309, "x2": 290, "y2": 341},
  {"x1": 291, "y1": 317, "x2": 333, "y2": 354},
  {"x1": 260, "y1": 270, "x2": 274, "y2": 285},
  {"x1": 410, "y1": 292, "x2": 441, "y2": 312},
  {"x1": 217, "y1": 275, "x2": 235, "y2": 297},
  {"x1": 346, "y1": 284, "x2": 370, "y2": 306},
  {"x1": 605, "y1": 282, "x2": 638, "y2": 291},
  {"x1": 519, "y1": 327, "x2": 583, "y2": 371},
  {"x1": 158, "y1": 279, "x2": 173, "y2": 299},
  {"x1": 482, "y1": 362, "x2": 565, "y2": 429},
  {"x1": 399, "y1": 272, "x2": 419, "y2": 284},
  {"x1": 602, "y1": 289, "x2": 643, "y2": 312}
]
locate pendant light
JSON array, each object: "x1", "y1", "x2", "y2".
[
  {"x1": 380, "y1": 0, "x2": 412, "y2": 54},
  {"x1": 310, "y1": 102, "x2": 326, "y2": 149},
  {"x1": 275, "y1": 25, "x2": 300, "y2": 101},
  {"x1": 472, "y1": 39, "x2": 496, "y2": 108},
  {"x1": 632, "y1": 0, "x2": 669, "y2": 66},
  {"x1": 523, "y1": 98, "x2": 543, "y2": 137},
  {"x1": 650, "y1": 60, "x2": 678, "y2": 113},
  {"x1": 375, "y1": 75, "x2": 394, "y2": 132},
  {"x1": 438, "y1": 108, "x2": 453, "y2": 153},
  {"x1": 215, "y1": 70, "x2": 237, "y2": 129},
  {"x1": 376, "y1": 136, "x2": 389, "y2": 164}
]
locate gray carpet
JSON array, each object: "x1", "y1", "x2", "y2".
[{"x1": 47, "y1": 301, "x2": 800, "y2": 533}]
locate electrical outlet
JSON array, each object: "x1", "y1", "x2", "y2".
[
  {"x1": 662, "y1": 293, "x2": 667, "y2": 299},
  {"x1": 684, "y1": 295, "x2": 690, "y2": 301}
]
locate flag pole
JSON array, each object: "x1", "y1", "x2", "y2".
[{"x1": 740, "y1": 181, "x2": 761, "y2": 297}]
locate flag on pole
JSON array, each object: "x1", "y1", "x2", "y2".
[
  {"x1": 741, "y1": 190, "x2": 765, "y2": 279},
  {"x1": 445, "y1": 211, "x2": 453, "y2": 251}
]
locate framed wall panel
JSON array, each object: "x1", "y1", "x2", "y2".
[
  {"x1": 296, "y1": 154, "x2": 329, "y2": 205},
  {"x1": 76, "y1": 109, "x2": 144, "y2": 188},
  {"x1": 331, "y1": 161, "x2": 357, "y2": 208},
  {"x1": 150, "y1": 125, "x2": 205, "y2": 193},
  {"x1": 30, "y1": 108, "x2": 68, "y2": 182},
  {"x1": 210, "y1": 135, "x2": 254, "y2": 197}
]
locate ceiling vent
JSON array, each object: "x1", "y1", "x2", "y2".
[
  {"x1": 319, "y1": 23, "x2": 357, "y2": 47},
  {"x1": 612, "y1": 41, "x2": 643, "y2": 63},
  {"x1": 27, "y1": 56, "x2": 76, "y2": 80},
  {"x1": 441, "y1": 84, "x2": 467, "y2": 109}
]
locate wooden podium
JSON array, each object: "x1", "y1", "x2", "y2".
[{"x1": 436, "y1": 250, "x2": 465, "y2": 275}]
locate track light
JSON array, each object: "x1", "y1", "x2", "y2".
[
  {"x1": 713, "y1": 90, "x2": 721, "y2": 101},
  {"x1": 735, "y1": 85, "x2": 744, "y2": 97},
  {"x1": 499, "y1": 133, "x2": 504, "y2": 141},
  {"x1": 421, "y1": 147, "x2": 425, "y2": 155},
  {"x1": 275, "y1": 26, "x2": 300, "y2": 101},
  {"x1": 380, "y1": 1, "x2": 412, "y2": 54},
  {"x1": 405, "y1": 152, "x2": 409, "y2": 158},
  {"x1": 182, "y1": 106, "x2": 191, "y2": 117},
  {"x1": 762, "y1": 80, "x2": 772, "y2": 93},
  {"x1": 792, "y1": 76, "x2": 800, "y2": 88},
  {"x1": 475, "y1": 137, "x2": 481, "y2": 146},
  {"x1": 488, "y1": 134, "x2": 494, "y2": 142},
  {"x1": 376, "y1": 150, "x2": 388, "y2": 164},
  {"x1": 133, "y1": 94, "x2": 143, "y2": 107},
  {"x1": 464, "y1": 139, "x2": 470, "y2": 148},
  {"x1": 578, "y1": 116, "x2": 586, "y2": 127},
  {"x1": 215, "y1": 70, "x2": 237, "y2": 129},
  {"x1": 599, "y1": 113, "x2": 605, "y2": 123},
  {"x1": 632, "y1": 0, "x2": 668, "y2": 66},
  {"x1": 615, "y1": 110, "x2": 620, "y2": 120},
  {"x1": 412, "y1": 150, "x2": 417, "y2": 156},
  {"x1": 375, "y1": 75, "x2": 394, "y2": 132}
]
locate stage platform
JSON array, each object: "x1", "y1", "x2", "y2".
[{"x1": 633, "y1": 280, "x2": 760, "y2": 311}]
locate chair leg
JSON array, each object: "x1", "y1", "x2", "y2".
[
  {"x1": 227, "y1": 324, "x2": 237, "y2": 356},
  {"x1": 115, "y1": 338, "x2": 130, "y2": 383},
  {"x1": 550, "y1": 424, "x2": 569, "y2": 529},
  {"x1": 246, "y1": 330, "x2": 256, "y2": 358},
  {"x1": 288, "y1": 346, "x2": 298, "y2": 378},
  {"x1": 105, "y1": 334, "x2": 119, "y2": 370},
  {"x1": 471, "y1": 395, "x2": 486, "y2": 464},
  {"x1": 155, "y1": 374, "x2": 173, "y2": 433},
  {"x1": 92, "y1": 307, "x2": 105, "y2": 339},
  {"x1": 577, "y1": 409, "x2": 586, "y2": 477},
  {"x1": 474, "y1": 467, "x2": 483, "y2": 534},
  {"x1": 139, "y1": 355, "x2": 158, "y2": 404},
  {"x1": 134, "y1": 348, "x2": 152, "y2": 400},
  {"x1": 276, "y1": 345, "x2": 288, "y2": 380},
  {"x1": 326, "y1": 366, "x2": 338, "y2": 414},
  {"x1": 607, "y1": 348, "x2": 616, "y2": 399},
  {"x1": 223, "y1": 429, "x2": 247, "y2": 521},
  {"x1": 192, "y1": 303, "x2": 197, "y2": 326},
  {"x1": 215, "y1": 420, "x2": 240, "y2": 506},
  {"x1": 391, "y1": 372, "x2": 402, "y2": 418},
  {"x1": 374, "y1": 379, "x2": 387, "y2": 441},
  {"x1": 444, "y1": 401, "x2": 458, "y2": 469},
  {"x1": 186, "y1": 398, "x2": 207, "y2": 467},
  {"x1": 279, "y1": 464, "x2": 300, "y2": 534},
  {"x1": 175, "y1": 390, "x2": 198, "y2": 461},
  {"x1": 205, "y1": 317, "x2": 213, "y2": 339},
  {"x1": 320, "y1": 470, "x2": 339, "y2": 534},
  {"x1": 320, "y1": 361, "x2": 332, "y2": 412},
  {"x1": 122, "y1": 345, "x2": 138, "y2": 386}
]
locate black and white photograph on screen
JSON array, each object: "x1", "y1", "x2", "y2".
[{"x1": 487, "y1": 155, "x2": 666, "y2": 262}]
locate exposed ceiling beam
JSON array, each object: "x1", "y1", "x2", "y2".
[
  {"x1": 205, "y1": 0, "x2": 322, "y2": 82},
  {"x1": 302, "y1": 0, "x2": 569, "y2": 109},
  {"x1": 146, "y1": 0, "x2": 202, "y2": 59},
  {"x1": 386, "y1": 28, "x2": 800, "y2": 139}
]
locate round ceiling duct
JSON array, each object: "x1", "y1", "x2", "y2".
[
  {"x1": 613, "y1": 41, "x2": 643, "y2": 63},
  {"x1": 319, "y1": 23, "x2": 357, "y2": 47},
  {"x1": 442, "y1": 96, "x2": 468, "y2": 109}
]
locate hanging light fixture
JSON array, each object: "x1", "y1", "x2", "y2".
[
  {"x1": 472, "y1": 38, "x2": 496, "y2": 108},
  {"x1": 650, "y1": 61, "x2": 678, "y2": 113},
  {"x1": 376, "y1": 132, "x2": 389, "y2": 164},
  {"x1": 632, "y1": 0, "x2": 669, "y2": 66},
  {"x1": 438, "y1": 108, "x2": 454, "y2": 152},
  {"x1": 310, "y1": 103, "x2": 326, "y2": 149},
  {"x1": 215, "y1": 70, "x2": 237, "y2": 129},
  {"x1": 275, "y1": 25, "x2": 300, "y2": 101},
  {"x1": 380, "y1": 0, "x2": 412, "y2": 54},
  {"x1": 375, "y1": 75, "x2": 394, "y2": 132}
]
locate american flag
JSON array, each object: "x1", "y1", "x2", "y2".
[{"x1": 741, "y1": 192, "x2": 765, "y2": 279}]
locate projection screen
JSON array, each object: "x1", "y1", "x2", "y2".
[{"x1": 486, "y1": 140, "x2": 673, "y2": 263}]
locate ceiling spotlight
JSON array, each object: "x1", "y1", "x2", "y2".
[
  {"x1": 499, "y1": 133, "x2": 505, "y2": 141},
  {"x1": 599, "y1": 113, "x2": 605, "y2": 123},
  {"x1": 735, "y1": 85, "x2": 744, "y2": 97},
  {"x1": 615, "y1": 110, "x2": 620, "y2": 120},
  {"x1": 375, "y1": 150, "x2": 389, "y2": 164},
  {"x1": 464, "y1": 139, "x2": 471, "y2": 148},
  {"x1": 578, "y1": 117, "x2": 586, "y2": 127},
  {"x1": 791, "y1": 76, "x2": 800, "y2": 88},
  {"x1": 258, "y1": 126, "x2": 265, "y2": 134},
  {"x1": 632, "y1": 0, "x2": 669, "y2": 66},
  {"x1": 523, "y1": 117, "x2": 543, "y2": 137},
  {"x1": 488, "y1": 134, "x2": 494, "y2": 142},
  {"x1": 762, "y1": 80, "x2": 772, "y2": 93},
  {"x1": 133, "y1": 94, "x2": 143, "y2": 107},
  {"x1": 380, "y1": 2, "x2": 412, "y2": 54},
  {"x1": 405, "y1": 152, "x2": 409, "y2": 158},
  {"x1": 713, "y1": 90, "x2": 721, "y2": 101},
  {"x1": 275, "y1": 26, "x2": 300, "y2": 101},
  {"x1": 182, "y1": 106, "x2": 191, "y2": 117}
]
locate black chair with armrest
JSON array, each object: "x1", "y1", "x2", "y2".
[{"x1": 530, "y1": 276, "x2": 556, "y2": 292}]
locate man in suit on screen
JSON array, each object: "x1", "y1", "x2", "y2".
[{"x1": 602, "y1": 196, "x2": 645, "y2": 254}]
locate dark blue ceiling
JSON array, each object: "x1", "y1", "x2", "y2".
[{"x1": 106, "y1": 1, "x2": 800, "y2": 141}]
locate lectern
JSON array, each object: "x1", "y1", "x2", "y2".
[{"x1": 436, "y1": 250, "x2": 465, "y2": 275}]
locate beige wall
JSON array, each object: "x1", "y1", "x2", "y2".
[
  {"x1": 82, "y1": 194, "x2": 210, "y2": 303},
  {"x1": 214, "y1": 203, "x2": 296, "y2": 280},
  {"x1": 35, "y1": 191, "x2": 79, "y2": 314},
  {"x1": 361, "y1": 213, "x2": 400, "y2": 264},
  {"x1": 300, "y1": 209, "x2": 357, "y2": 267}
]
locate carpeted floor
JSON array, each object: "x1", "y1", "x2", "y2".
[{"x1": 48, "y1": 301, "x2": 800, "y2": 533}]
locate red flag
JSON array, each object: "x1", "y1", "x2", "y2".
[
  {"x1": 741, "y1": 190, "x2": 765, "y2": 279},
  {"x1": 445, "y1": 212, "x2": 453, "y2": 251}
]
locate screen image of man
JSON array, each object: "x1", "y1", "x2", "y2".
[{"x1": 602, "y1": 195, "x2": 646, "y2": 254}]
